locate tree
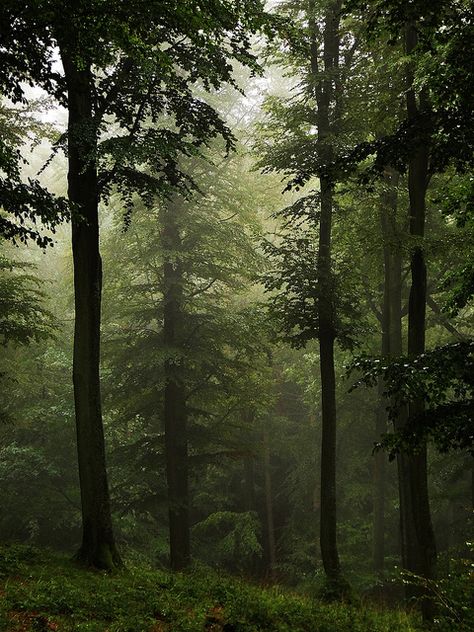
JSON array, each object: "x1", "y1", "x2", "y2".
[
  {"x1": 101, "y1": 142, "x2": 268, "y2": 569},
  {"x1": 0, "y1": 0, "x2": 269, "y2": 568},
  {"x1": 396, "y1": 20, "x2": 437, "y2": 618},
  {"x1": 343, "y1": 0, "x2": 474, "y2": 616},
  {"x1": 351, "y1": 341, "x2": 474, "y2": 458},
  {"x1": 258, "y1": 0, "x2": 366, "y2": 590},
  {"x1": 0, "y1": 254, "x2": 55, "y2": 348}
]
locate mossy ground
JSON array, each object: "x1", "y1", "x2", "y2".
[{"x1": 0, "y1": 544, "x2": 418, "y2": 632}]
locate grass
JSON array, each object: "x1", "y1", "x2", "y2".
[{"x1": 0, "y1": 544, "x2": 419, "y2": 632}]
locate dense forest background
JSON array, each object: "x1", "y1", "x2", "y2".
[{"x1": 0, "y1": 0, "x2": 473, "y2": 630}]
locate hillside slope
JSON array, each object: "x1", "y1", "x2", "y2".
[{"x1": 0, "y1": 545, "x2": 416, "y2": 631}]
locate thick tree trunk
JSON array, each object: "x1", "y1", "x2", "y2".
[
  {"x1": 395, "y1": 23, "x2": 437, "y2": 621},
  {"x1": 318, "y1": 175, "x2": 340, "y2": 579},
  {"x1": 61, "y1": 53, "x2": 120, "y2": 569},
  {"x1": 313, "y1": 1, "x2": 342, "y2": 582},
  {"x1": 162, "y1": 200, "x2": 190, "y2": 571}
]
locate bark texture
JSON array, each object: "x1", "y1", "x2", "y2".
[
  {"x1": 311, "y1": 0, "x2": 342, "y2": 582},
  {"x1": 61, "y1": 51, "x2": 120, "y2": 569},
  {"x1": 394, "y1": 23, "x2": 437, "y2": 621}
]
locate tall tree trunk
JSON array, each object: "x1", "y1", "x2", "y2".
[
  {"x1": 310, "y1": 0, "x2": 342, "y2": 582},
  {"x1": 394, "y1": 23, "x2": 437, "y2": 621},
  {"x1": 60, "y1": 52, "x2": 120, "y2": 569},
  {"x1": 373, "y1": 385, "x2": 387, "y2": 574},
  {"x1": 162, "y1": 199, "x2": 190, "y2": 571},
  {"x1": 263, "y1": 427, "x2": 277, "y2": 579},
  {"x1": 242, "y1": 409, "x2": 256, "y2": 513},
  {"x1": 373, "y1": 169, "x2": 400, "y2": 573},
  {"x1": 471, "y1": 459, "x2": 474, "y2": 511},
  {"x1": 243, "y1": 456, "x2": 256, "y2": 514}
]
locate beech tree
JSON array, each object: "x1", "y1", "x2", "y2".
[
  {"x1": 258, "y1": 0, "x2": 363, "y2": 590},
  {"x1": 101, "y1": 142, "x2": 267, "y2": 569},
  {"x1": 345, "y1": 0, "x2": 474, "y2": 619},
  {"x1": 0, "y1": 0, "x2": 269, "y2": 569}
]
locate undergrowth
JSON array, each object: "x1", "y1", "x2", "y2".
[{"x1": 0, "y1": 544, "x2": 419, "y2": 631}]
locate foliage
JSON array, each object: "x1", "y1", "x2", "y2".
[
  {"x1": 0, "y1": 254, "x2": 56, "y2": 345},
  {"x1": 262, "y1": 201, "x2": 368, "y2": 350},
  {"x1": 0, "y1": 102, "x2": 68, "y2": 246},
  {"x1": 193, "y1": 511, "x2": 262, "y2": 571},
  {"x1": 432, "y1": 546, "x2": 474, "y2": 632},
  {"x1": 349, "y1": 341, "x2": 474, "y2": 456},
  {"x1": 0, "y1": 0, "x2": 273, "y2": 213},
  {"x1": 341, "y1": 0, "x2": 474, "y2": 182},
  {"x1": 0, "y1": 544, "x2": 419, "y2": 631},
  {"x1": 436, "y1": 172, "x2": 474, "y2": 315},
  {"x1": 0, "y1": 334, "x2": 79, "y2": 546},
  {"x1": 397, "y1": 544, "x2": 474, "y2": 632}
]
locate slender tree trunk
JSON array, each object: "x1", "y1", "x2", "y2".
[
  {"x1": 60, "y1": 52, "x2": 120, "y2": 569},
  {"x1": 471, "y1": 459, "x2": 474, "y2": 511},
  {"x1": 383, "y1": 175, "x2": 407, "y2": 583},
  {"x1": 394, "y1": 23, "x2": 437, "y2": 620},
  {"x1": 243, "y1": 456, "x2": 256, "y2": 513},
  {"x1": 241, "y1": 408, "x2": 260, "y2": 576},
  {"x1": 374, "y1": 169, "x2": 400, "y2": 573},
  {"x1": 242, "y1": 409, "x2": 256, "y2": 513},
  {"x1": 162, "y1": 200, "x2": 190, "y2": 571},
  {"x1": 310, "y1": 0, "x2": 342, "y2": 582},
  {"x1": 263, "y1": 427, "x2": 277, "y2": 578},
  {"x1": 373, "y1": 385, "x2": 386, "y2": 574}
]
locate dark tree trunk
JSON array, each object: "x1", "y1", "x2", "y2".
[
  {"x1": 162, "y1": 200, "x2": 190, "y2": 571},
  {"x1": 263, "y1": 427, "x2": 277, "y2": 578},
  {"x1": 242, "y1": 409, "x2": 256, "y2": 513},
  {"x1": 471, "y1": 459, "x2": 474, "y2": 511},
  {"x1": 243, "y1": 456, "x2": 256, "y2": 514},
  {"x1": 394, "y1": 23, "x2": 437, "y2": 621},
  {"x1": 60, "y1": 52, "x2": 120, "y2": 569},
  {"x1": 373, "y1": 385, "x2": 386, "y2": 575},
  {"x1": 373, "y1": 169, "x2": 399, "y2": 573},
  {"x1": 311, "y1": 1, "x2": 342, "y2": 582}
]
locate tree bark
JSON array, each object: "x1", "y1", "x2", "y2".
[
  {"x1": 394, "y1": 23, "x2": 437, "y2": 621},
  {"x1": 162, "y1": 199, "x2": 190, "y2": 571},
  {"x1": 374, "y1": 168, "x2": 400, "y2": 573},
  {"x1": 373, "y1": 383, "x2": 386, "y2": 575},
  {"x1": 311, "y1": 0, "x2": 342, "y2": 582},
  {"x1": 60, "y1": 52, "x2": 120, "y2": 569}
]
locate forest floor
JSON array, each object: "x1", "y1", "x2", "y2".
[{"x1": 0, "y1": 544, "x2": 420, "y2": 631}]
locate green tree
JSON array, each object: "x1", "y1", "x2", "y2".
[
  {"x1": 101, "y1": 145, "x2": 269, "y2": 569},
  {"x1": 343, "y1": 0, "x2": 474, "y2": 617},
  {"x1": 258, "y1": 0, "x2": 363, "y2": 590},
  {"x1": 0, "y1": 0, "x2": 269, "y2": 568}
]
